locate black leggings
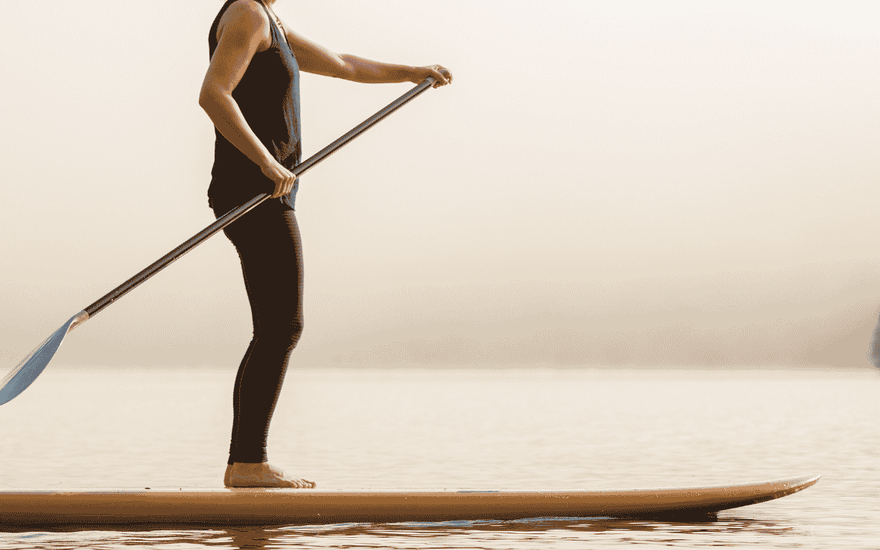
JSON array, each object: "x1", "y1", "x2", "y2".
[{"x1": 216, "y1": 203, "x2": 304, "y2": 464}]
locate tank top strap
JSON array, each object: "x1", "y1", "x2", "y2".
[{"x1": 255, "y1": 0, "x2": 290, "y2": 50}]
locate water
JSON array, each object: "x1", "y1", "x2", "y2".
[{"x1": 0, "y1": 366, "x2": 877, "y2": 548}]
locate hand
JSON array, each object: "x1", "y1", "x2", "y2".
[
  {"x1": 260, "y1": 160, "x2": 297, "y2": 198},
  {"x1": 417, "y1": 64, "x2": 452, "y2": 88}
]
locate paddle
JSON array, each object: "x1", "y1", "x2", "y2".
[{"x1": 0, "y1": 77, "x2": 437, "y2": 406}]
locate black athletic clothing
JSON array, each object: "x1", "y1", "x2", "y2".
[
  {"x1": 218, "y1": 204, "x2": 304, "y2": 464},
  {"x1": 207, "y1": 0, "x2": 305, "y2": 464},
  {"x1": 208, "y1": 0, "x2": 302, "y2": 214}
]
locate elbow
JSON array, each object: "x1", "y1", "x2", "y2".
[
  {"x1": 330, "y1": 54, "x2": 357, "y2": 80},
  {"x1": 198, "y1": 87, "x2": 215, "y2": 112},
  {"x1": 199, "y1": 77, "x2": 223, "y2": 109},
  {"x1": 339, "y1": 61, "x2": 357, "y2": 80},
  {"x1": 199, "y1": 85, "x2": 229, "y2": 118}
]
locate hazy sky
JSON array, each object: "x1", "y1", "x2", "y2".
[{"x1": 2, "y1": 1, "x2": 880, "y2": 368}]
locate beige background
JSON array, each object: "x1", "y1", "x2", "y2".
[{"x1": 1, "y1": 1, "x2": 879, "y2": 368}]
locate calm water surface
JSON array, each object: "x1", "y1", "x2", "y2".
[{"x1": 0, "y1": 366, "x2": 877, "y2": 548}]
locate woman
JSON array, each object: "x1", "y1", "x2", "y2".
[{"x1": 199, "y1": 0, "x2": 451, "y2": 488}]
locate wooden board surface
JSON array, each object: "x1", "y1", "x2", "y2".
[{"x1": 0, "y1": 474, "x2": 820, "y2": 527}]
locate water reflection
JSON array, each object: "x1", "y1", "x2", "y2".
[
  {"x1": 0, "y1": 528, "x2": 229, "y2": 549},
  {"x1": 0, "y1": 517, "x2": 802, "y2": 549},
  {"x1": 228, "y1": 516, "x2": 799, "y2": 549},
  {"x1": 224, "y1": 526, "x2": 278, "y2": 549}
]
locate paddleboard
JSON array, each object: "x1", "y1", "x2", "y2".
[{"x1": 0, "y1": 474, "x2": 819, "y2": 527}]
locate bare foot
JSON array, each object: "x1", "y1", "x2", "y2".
[{"x1": 225, "y1": 462, "x2": 316, "y2": 488}]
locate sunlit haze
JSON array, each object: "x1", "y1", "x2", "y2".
[{"x1": 2, "y1": 1, "x2": 879, "y2": 368}]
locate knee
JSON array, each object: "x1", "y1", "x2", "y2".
[
  {"x1": 256, "y1": 317, "x2": 303, "y2": 351},
  {"x1": 287, "y1": 318, "x2": 304, "y2": 349}
]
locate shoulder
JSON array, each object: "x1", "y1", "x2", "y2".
[{"x1": 217, "y1": 0, "x2": 271, "y2": 44}]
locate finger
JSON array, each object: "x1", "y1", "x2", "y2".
[
  {"x1": 429, "y1": 65, "x2": 449, "y2": 87},
  {"x1": 272, "y1": 179, "x2": 286, "y2": 198},
  {"x1": 437, "y1": 65, "x2": 452, "y2": 85},
  {"x1": 277, "y1": 171, "x2": 295, "y2": 197},
  {"x1": 280, "y1": 176, "x2": 295, "y2": 197}
]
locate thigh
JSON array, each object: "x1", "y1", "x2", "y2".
[{"x1": 224, "y1": 206, "x2": 303, "y2": 329}]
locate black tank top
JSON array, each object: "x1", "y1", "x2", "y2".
[{"x1": 208, "y1": 0, "x2": 301, "y2": 213}]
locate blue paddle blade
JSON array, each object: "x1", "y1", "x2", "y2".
[
  {"x1": 0, "y1": 311, "x2": 88, "y2": 405},
  {"x1": 869, "y1": 313, "x2": 880, "y2": 368}
]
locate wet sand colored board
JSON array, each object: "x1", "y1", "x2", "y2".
[{"x1": 0, "y1": 475, "x2": 819, "y2": 527}]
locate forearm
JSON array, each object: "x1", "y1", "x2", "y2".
[
  {"x1": 199, "y1": 89, "x2": 275, "y2": 170},
  {"x1": 336, "y1": 54, "x2": 424, "y2": 84},
  {"x1": 290, "y1": 31, "x2": 449, "y2": 86}
]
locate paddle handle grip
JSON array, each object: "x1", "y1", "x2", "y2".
[{"x1": 84, "y1": 77, "x2": 437, "y2": 318}]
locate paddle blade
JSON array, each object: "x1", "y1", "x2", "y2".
[
  {"x1": 869, "y1": 313, "x2": 880, "y2": 368},
  {"x1": 0, "y1": 311, "x2": 88, "y2": 406}
]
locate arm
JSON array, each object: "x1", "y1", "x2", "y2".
[
  {"x1": 198, "y1": 1, "x2": 296, "y2": 198},
  {"x1": 286, "y1": 28, "x2": 453, "y2": 87}
]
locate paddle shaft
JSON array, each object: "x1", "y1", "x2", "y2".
[{"x1": 83, "y1": 77, "x2": 436, "y2": 318}]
